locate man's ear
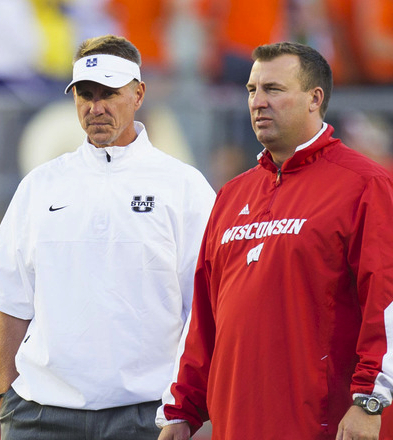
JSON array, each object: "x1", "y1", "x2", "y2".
[
  {"x1": 134, "y1": 81, "x2": 146, "y2": 110},
  {"x1": 309, "y1": 87, "x2": 324, "y2": 113}
]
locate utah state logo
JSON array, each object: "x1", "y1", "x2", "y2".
[{"x1": 131, "y1": 195, "x2": 155, "y2": 213}]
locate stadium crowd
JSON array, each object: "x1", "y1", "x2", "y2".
[{"x1": 0, "y1": 0, "x2": 392, "y2": 213}]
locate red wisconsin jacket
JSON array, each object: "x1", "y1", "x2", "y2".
[{"x1": 158, "y1": 125, "x2": 393, "y2": 439}]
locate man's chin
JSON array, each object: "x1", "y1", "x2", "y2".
[
  {"x1": 256, "y1": 133, "x2": 270, "y2": 145},
  {"x1": 88, "y1": 136, "x2": 113, "y2": 148},
  {"x1": 255, "y1": 127, "x2": 276, "y2": 145}
]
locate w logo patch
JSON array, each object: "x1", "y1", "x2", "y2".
[
  {"x1": 247, "y1": 243, "x2": 264, "y2": 266},
  {"x1": 131, "y1": 195, "x2": 155, "y2": 213}
]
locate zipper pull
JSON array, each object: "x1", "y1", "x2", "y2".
[
  {"x1": 275, "y1": 169, "x2": 282, "y2": 186},
  {"x1": 106, "y1": 151, "x2": 112, "y2": 163}
]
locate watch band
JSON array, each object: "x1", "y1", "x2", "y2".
[{"x1": 353, "y1": 396, "x2": 383, "y2": 415}]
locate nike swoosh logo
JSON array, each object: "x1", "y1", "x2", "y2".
[
  {"x1": 104, "y1": 75, "x2": 113, "y2": 78},
  {"x1": 49, "y1": 205, "x2": 68, "y2": 212}
]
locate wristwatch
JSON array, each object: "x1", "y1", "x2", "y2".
[{"x1": 353, "y1": 396, "x2": 383, "y2": 415}]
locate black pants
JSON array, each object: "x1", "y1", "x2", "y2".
[{"x1": 0, "y1": 388, "x2": 161, "y2": 439}]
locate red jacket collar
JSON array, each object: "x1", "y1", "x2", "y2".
[{"x1": 257, "y1": 124, "x2": 341, "y2": 172}]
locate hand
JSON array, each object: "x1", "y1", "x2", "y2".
[
  {"x1": 336, "y1": 405, "x2": 381, "y2": 440},
  {"x1": 157, "y1": 422, "x2": 191, "y2": 440}
]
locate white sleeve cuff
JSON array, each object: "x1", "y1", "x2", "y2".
[{"x1": 159, "y1": 419, "x2": 188, "y2": 428}]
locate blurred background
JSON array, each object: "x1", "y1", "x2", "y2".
[
  {"x1": 0, "y1": 0, "x2": 392, "y2": 437},
  {"x1": 1, "y1": 0, "x2": 393, "y2": 219}
]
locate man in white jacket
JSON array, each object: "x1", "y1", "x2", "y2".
[{"x1": 0, "y1": 34, "x2": 215, "y2": 440}]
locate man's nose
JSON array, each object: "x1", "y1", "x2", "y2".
[
  {"x1": 90, "y1": 99, "x2": 105, "y2": 115},
  {"x1": 250, "y1": 91, "x2": 268, "y2": 110}
]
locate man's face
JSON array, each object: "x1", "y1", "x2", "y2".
[
  {"x1": 73, "y1": 80, "x2": 145, "y2": 148},
  {"x1": 246, "y1": 54, "x2": 316, "y2": 164}
]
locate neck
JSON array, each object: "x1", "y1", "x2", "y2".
[
  {"x1": 266, "y1": 121, "x2": 324, "y2": 168},
  {"x1": 89, "y1": 131, "x2": 138, "y2": 149}
]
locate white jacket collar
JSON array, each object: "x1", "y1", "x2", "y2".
[{"x1": 80, "y1": 121, "x2": 153, "y2": 169}]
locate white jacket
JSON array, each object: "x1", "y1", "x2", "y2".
[{"x1": 0, "y1": 122, "x2": 215, "y2": 409}]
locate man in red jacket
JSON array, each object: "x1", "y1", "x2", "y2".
[{"x1": 155, "y1": 42, "x2": 393, "y2": 440}]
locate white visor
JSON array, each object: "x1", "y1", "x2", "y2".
[{"x1": 65, "y1": 54, "x2": 141, "y2": 94}]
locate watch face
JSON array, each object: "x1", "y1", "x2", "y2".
[{"x1": 366, "y1": 398, "x2": 380, "y2": 413}]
